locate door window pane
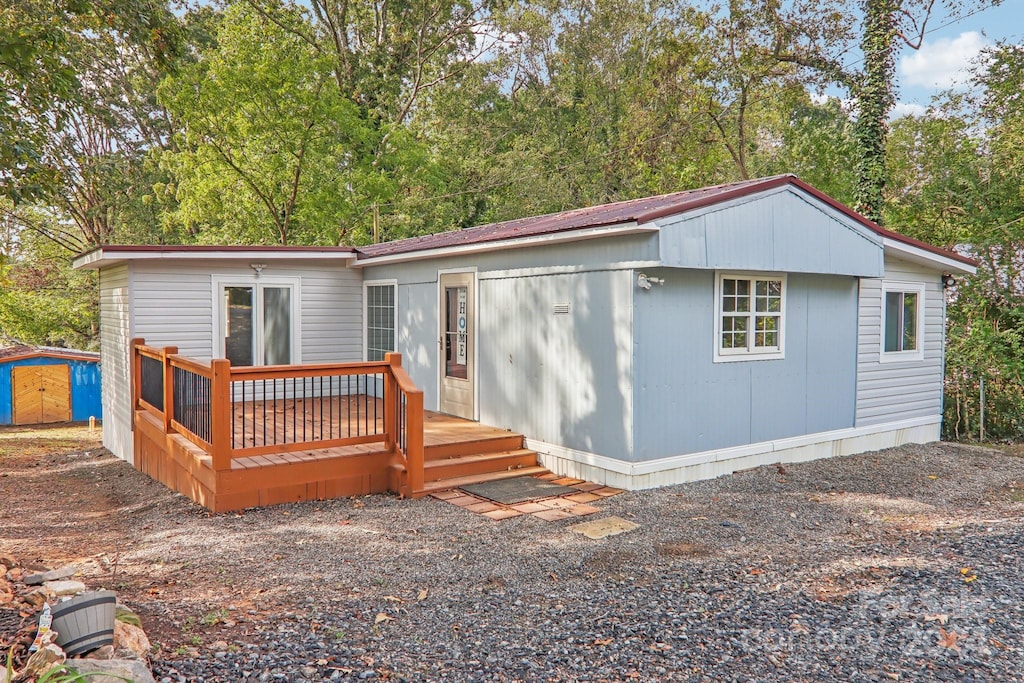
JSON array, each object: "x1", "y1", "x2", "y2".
[
  {"x1": 445, "y1": 286, "x2": 468, "y2": 379},
  {"x1": 225, "y1": 286, "x2": 253, "y2": 366},
  {"x1": 263, "y1": 286, "x2": 292, "y2": 365}
]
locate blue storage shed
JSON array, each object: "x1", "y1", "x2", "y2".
[{"x1": 0, "y1": 344, "x2": 102, "y2": 425}]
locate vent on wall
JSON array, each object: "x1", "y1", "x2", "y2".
[{"x1": 553, "y1": 302, "x2": 570, "y2": 315}]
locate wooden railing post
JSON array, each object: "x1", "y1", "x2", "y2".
[
  {"x1": 406, "y1": 390, "x2": 424, "y2": 495},
  {"x1": 161, "y1": 346, "x2": 178, "y2": 433},
  {"x1": 130, "y1": 338, "x2": 145, "y2": 414},
  {"x1": 384, "y1": 353, "x2": 401, "y2": 449},
  {"x1": 210, "y1": 359, "x2": 233, "y2": 471}
]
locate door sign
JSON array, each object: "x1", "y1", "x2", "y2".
[{"x1": 456, "y1": 288, "x2": 468, "y2": 365}]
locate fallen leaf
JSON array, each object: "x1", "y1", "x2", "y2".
[
  {"x1": 959, "y1": 567, "x2": 972, "y2": 575},
  {"x1": 417, "y1": 588, "x2": 429, "y2": 601},
  {"x1": 927, "y1": 475, "x2": 938, "y2": 480},
  {"x1": 923, "y1": 614, "x2": 949, "y2": 625},
  {"x1": 884, "y1": 672, "x2": 900, "y2": 680},
  {"x1": 374, "y1": 613, "x2": 394, "y2": 624},
  {"x1": 989, "y1": 638, "x2": 1007, "y2": 650},
  {"x1": 339, "y1": 520, "x2": 352, "y2": 526},
  {"x1": 382, "y1": 595, "x2": 404, "y2": 603},
  {"x1": 964, "y1": 575, "x2": 978, "y2": 583},
  {"x1": 749, "y1": 567, "x2": 764, "y2": 575},
  {"x1": 937, "y1": 628, "x2": 961, "y2": 652},
  {"x1": 593, "y1": 638, "x2": 612, "y2": 646}
]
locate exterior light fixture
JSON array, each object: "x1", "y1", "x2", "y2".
[{"x1": 637, "y1": 273, "x2": 664, "y2": 290}]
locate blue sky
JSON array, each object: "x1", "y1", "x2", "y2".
[{"x1": 892, "y1": 1, "x2": 1024, "y2": 115}]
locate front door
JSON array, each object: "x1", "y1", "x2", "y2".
[
  {"x1": 12, "y1": 364, "x2": 72, "y2": 425},
  {"x1": 439, "y1": 272, "x2": 475, "y2": 419}
]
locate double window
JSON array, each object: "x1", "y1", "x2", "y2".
[
  {"x1": 216, "y1": 279, "x2": 298, "y2": 367},
  {"x1": 715, "y1": 273, "x2": 786, "y2": 361},
  {"x1": 365, "y1": 281, "x2": 397, "y2": 361},
  {"x1": 881, "y1": 282, "x2": 925, "y2": 361}
]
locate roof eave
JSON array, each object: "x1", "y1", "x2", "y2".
[
  {"x1": 352, "y1": 221, "x2": 656, "y2": 267},
  {"x1": 73, "y1": 246, "x2": 358, "y2": 270},
  {"x1": 882, "y1": 238, "x2": 977, "y2": 275}
]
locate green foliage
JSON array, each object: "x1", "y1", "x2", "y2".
[{"x1": 0, "y1": 212, "x2": 97, "y2": 348}]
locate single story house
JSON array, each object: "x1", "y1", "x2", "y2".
[
  {"x1": 0, "y1": 344, "x2": 102, "y2": 425},
  {"x1": 73, "y1": 175, "x2": 976, "y2": 510}
]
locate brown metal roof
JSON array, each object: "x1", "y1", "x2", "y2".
[
  {"x1": 355, "y1": 175, "x2": 977, "y2": 267},
  {"x1": 0, "y1": 344, "x2": 100, "y2": 363}
]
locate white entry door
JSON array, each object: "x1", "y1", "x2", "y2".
[{"x1": 439, "y1": 272, "x2": 475, "y2": 419}]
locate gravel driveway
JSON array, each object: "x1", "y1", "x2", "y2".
[{"x1": 3, "y1": 438, "x2": 1023, "y2": 681}]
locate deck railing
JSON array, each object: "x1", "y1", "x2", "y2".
[{"x1": 130, "y1": 339, "x2": 425, "y2": 493}]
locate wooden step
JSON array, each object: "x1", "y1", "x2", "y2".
[
  {"x1": 424, "y1": 448, "x2": 539, "y2": 481},
  {"x1": 425, "y1": 433, "x2": 525, "y2": 460},
  {"x1": 420, "y1": 465, "x2": 551, "y2": 495}
]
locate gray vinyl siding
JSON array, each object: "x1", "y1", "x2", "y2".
[
  {"x1": 129, "y1": 260, "x2": 362, "y2": 363},
  {"x1": 98, "y1": 265, "x2": 133, "y2": 462},
  {"x1": 855, "y1": 256, "x2": 945, "y2": 425},
  {"x1": 632, "y1": 269, "x2": 858, "y2": 460},
  {"x1": 478, "y1": 270, "x2": 633, "y2": 458},
  {"x1": 657, "y1": 187, "x2": 884, "y2": 277}
]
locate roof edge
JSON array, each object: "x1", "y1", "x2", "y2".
[{"x1": 73, "y1": 245, "x2": 358, "y2": 270}]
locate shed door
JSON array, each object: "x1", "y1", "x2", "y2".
[
  {"x1": 439, "y1": 272, "x2": 475, "y2": 419},
  {"x1": 12, "y1": 365, "x2": 72, "y2": 425}
]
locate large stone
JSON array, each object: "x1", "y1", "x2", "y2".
[
  {"x1": 567, "y1": 516, "x2": 640, "y2": 539},
  {"x1": 0, "y1": 554, "x2": 17, "y2": 569},
  {"x1": 64, "y1": 659, "x2": 157, "y2": 683},
  {"x1": 42, "y1": 579, "x2": 87, "y2": 596},
  {"x1": 24, "y1": 565, "x2": 78, "y2": 586},
  {"x1": 22, "y1": 587, "x2": 49, "y2": 607},
  {"x1": 114, "y1": 620, "x2": 152, "y2": 660}
]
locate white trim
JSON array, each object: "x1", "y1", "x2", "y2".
[
  {"x1": 436, "y1": 267, "x2": 479, "y2": 421},
  {"x1": 351, "y1": 222, "x2": 657, "y2": 267},
  {"x1": 477, "y1": 260, "x2": 662, "y2": 281},
  {"x1": 528, "y1": 415, "x2": 942, "y2": 488},
  {"x1": 363, "y1": 279, "x2": 398, "y2": 362},
  {"x1": 74, "y1": 248, "x2": 356, "y2": 270},
  {"x1": 713, "y1": 271, "x2": 787, "y2": 363},
  {"x1": 879, "y1": 280, "x2": 926, "y2": 363},
  {"x1": 882, "y1": 238, "x2": 976, "y2": 275},
  {"x1": 212, "y1": 275, "x2": 302, "y2": 365}
]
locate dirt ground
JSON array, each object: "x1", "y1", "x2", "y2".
[{"x1": 2, "y1": 423, "x2": 1023, "y2": 672}]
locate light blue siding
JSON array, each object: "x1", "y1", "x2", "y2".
[
  {"x1": 478, "y1": 270, "x2": 633, "y2": 458},
  {"x1": 632, "y1": 270, "x2": 858, "y2": 459},
  {"x1": 657, "y1": 187, "x2": 884, "y2": 277},
  {"x1": 396, "y1": 282, "x2": 439, "y2": 406}
]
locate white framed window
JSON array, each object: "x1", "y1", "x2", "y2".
[
  {"x1": 364, "y1": 280, "x2": 397, "y2": 362},
  {"x1": 214, "y1": 277, "x2": 300, "y2": 366},
  {"x1": 880, "y1": 281, "x2": 925, "y2": 362},
  {"x1": 714, "y1": 272, "x2": 786, "y2": 362}
]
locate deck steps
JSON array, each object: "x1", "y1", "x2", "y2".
[
  {"x1": 424, "y1": 448, "x2": 540, "y2": 482},
  {"x1": 420, "y1": 466, "x2": 550, "y2": 495},
  {"x1": 414, "y1": 424, "x2": 546, "y2": 494}
]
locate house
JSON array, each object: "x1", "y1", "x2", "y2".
[
  {"x1": 72, "y1": 175, "x2": 976, "y2": 511},
  {"x1": 0, "y1": 344, "x2": 102, "y2": 426}
]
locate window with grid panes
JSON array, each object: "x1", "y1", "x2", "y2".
[
  {"x1": 716, "y1": 273, "x2": 785, "y2": 360},
  {"x1": 365, "y1": 283, "x2": 396, "y2": 361}
]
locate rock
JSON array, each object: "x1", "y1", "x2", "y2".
[
  {"x1": 24, "y1": 564, "x2": 78, "y2": 585},
  {"x1": 115, "y1": 620, "x2": 152, "y2": 659},
  {"x1": 209, "y1": 640, "x2": 229, "y2": 651},
  {"x1": 84, "y1": 644, "x2": 116, "y2": 660},
  {"x1": 0, "y1": 554, "x2": 17, "y2": 569},
  {"x1": 64, "y1": 659, "x2": 157, "y2": 683},
  {"x1": 21, "y1": 643, "x2": 66, "y2": 680},
  {"x1": 42, "y1": 579, "x2": 87, "y2": 596},
  {"x1": 22, "y1": 587, "x2": 50, "y2": 607},
  {"x1": 6, "y1": 567, "x2": 23, "y2": 582}
]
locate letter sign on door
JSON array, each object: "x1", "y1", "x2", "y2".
[{"x1": 456, "y1": 288, "x2": 467, "y2": 365}]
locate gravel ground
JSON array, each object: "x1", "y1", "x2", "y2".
[{"x1": 4, "y1": 438, "x2": 1024, "y2": 681}]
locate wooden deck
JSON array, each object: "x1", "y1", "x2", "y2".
[{"x1": 130, "y1": 340, "x2": 542, "y2": 512}]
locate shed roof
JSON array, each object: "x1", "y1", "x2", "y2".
[
  {"x1": 0, "y1": 344, "x2": 100, "y2": 363},
  {"x1": 354, "y1": 175, "x2": 977, "y2": 270}
]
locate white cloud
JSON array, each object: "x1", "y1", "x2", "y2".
[
  {"x1": 899, "y1": 31, "x2": 989, "y2": 89},
  {"x1": 891, "y1": 101, "x2": 928, "y2": 119}
]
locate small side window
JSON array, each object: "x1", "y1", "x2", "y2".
[{"x1": 880, "y1": 282, "x2": 925, "y2": 361}]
